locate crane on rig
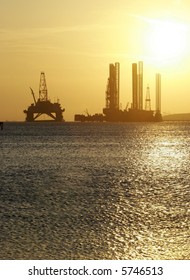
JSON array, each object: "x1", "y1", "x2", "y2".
[{"x1": 29, "y1": 87, "x2": 37, "y2": 105}]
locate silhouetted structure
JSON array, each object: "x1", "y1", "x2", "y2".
[
  {"x1": 0, "y1": 122, "x2": 3, "y2": 130},
  {"x1": 132, "y1": 63, "x2": 138, "y2": 110},
  {"x1": 24, "y1": 72, "x2": 65, "y2": 122},
  {"x1": 132, "y1": 61, "x2": 143, "y2": 110},
  {"x1": 145, "y1": 85, "x2": 151, "y2": 111},
  {"x1": 102, "y1": 61, "x2": 156, "y2": 122},
  {"x1": 138, "y1": 61, "x2": 143, "y2": 110},
  {"x1": 74, "y1": 113, "x2": 105, "y2": 122},
  {"x1": 155, "y1": 73, "x2": 162, "y2": 121},
  {"x1": 75, "y1": 61, "x2": 163, "y2": 122},
  {"x1": 103, "y1": 62, "x2": 120, "y2": 119}
]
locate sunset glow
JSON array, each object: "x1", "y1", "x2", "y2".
[
  {"x1": 1, "y1": 1, "x2": 190, "y2": 121},
  {"x1": 146, "y1": 19, "x2": 189, "y2": 62}
]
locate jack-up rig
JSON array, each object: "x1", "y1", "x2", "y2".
[
  {"x1": 24, "y1": 72, "x2": 65, "y2": 122},
  {"x1": 75, "y1": 61, "x2": 163, "y2": 122}
]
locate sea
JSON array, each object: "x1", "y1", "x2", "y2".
[{"x1": 0, "y1": 121, "x2": 189, "y2": 260}]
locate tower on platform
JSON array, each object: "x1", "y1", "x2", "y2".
[
  {"x1": 155, "y1": 73, "x2": 162, "y2": 121},
  {"x1": 24, "y1": 72, "x2": 65, "y2": 122},
  {"x1": 105, "y1": 62, "x2": 120, "y2": 110},
  {"x1": 145, "y1": 85, "x2": 151, "y2": 111},
  {"x1": 39, "y1": 72, "x2": 48, "y2": 101}
]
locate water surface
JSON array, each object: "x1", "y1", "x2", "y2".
[{"x1": 0, "y1": 121, "x2": 189, "y2": 259}]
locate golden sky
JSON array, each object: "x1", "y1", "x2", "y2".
[{"x1": 1, "y1": 0, "x2": 190, "y2": 121}]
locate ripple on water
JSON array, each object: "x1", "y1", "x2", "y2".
[{"x1": 0, "y1": 122, "x2": 190, "y2": 259}]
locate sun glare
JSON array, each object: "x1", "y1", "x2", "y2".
[{"x1": 146, "y1": 19, "x2": 189, "y2": 62}]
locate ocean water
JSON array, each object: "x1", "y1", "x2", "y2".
[{"x1": 0, "y1": 121, "x2": 189, "y2": 260}]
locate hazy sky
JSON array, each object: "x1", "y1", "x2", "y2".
[{"x1": 1, "y1": 0, "x2": 190, "y2": 121}]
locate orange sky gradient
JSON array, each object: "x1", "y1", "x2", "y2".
[{"x1": 1, "y1": 0, "x2": 190, "y2": 121}]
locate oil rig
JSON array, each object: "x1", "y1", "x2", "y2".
[
  {"x1": 75, "y1": 61, "x2": 162, "y2": 122},
  {"x1": 24, "y1": 72, "x2": 65, "y2": 122},
  {"x1": 103, "y1": 61, "x2": 162, "y2": 121}
]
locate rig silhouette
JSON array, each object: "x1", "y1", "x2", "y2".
[
  {"x1": 75, "y1": 61, "x2": 162, "y2": 122},
  {"x1": 24, "y1": 62, "x2": 162, "y2": 122},
  {"x1": 24, "y1": 72, "x2": 65, "y2": 122}
]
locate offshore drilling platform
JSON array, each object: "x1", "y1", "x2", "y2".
[
  {"x1": 75, "y1": 61, "x2": 162, "y2": 122},
  {"x1": 24, "y1": 72, "x2": 65, "y2": 122}
]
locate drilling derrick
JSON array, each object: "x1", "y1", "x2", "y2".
[
  {"x1": 24, "y1": 72, "x2": 65, "y2": 122},
  {"x1": 105, "y1": 62, "x2": 120, "y2": 110},
  {"x1": 145, "y1": 85, "x2": 151, "y2": 111},
  {"x1": 39, "y1": 72, "x2": 48, "y2": 101},
  {"x1": 103, "y1": 62, "x2": 120, "y2": 121}
]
